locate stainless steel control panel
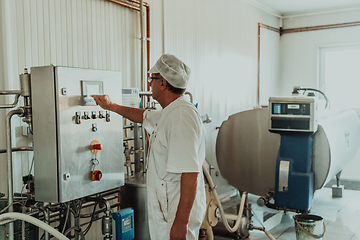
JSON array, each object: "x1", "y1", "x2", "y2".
[{"x1": 31, "y1": 66, "x2": 124, "y2": 203}]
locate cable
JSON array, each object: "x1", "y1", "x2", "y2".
[
  {"x1": 63, "y1": 226, "x2": 85, "y2": 240},
  {"x1": 61, "y1": 203, "x2": 70, "y2": 234},
  {"x1": 299, "y1": 88, "x2": 330, "y2": 109},
  {"x1": 82, "y1": 202, "x2": 98, "y2": 236}
]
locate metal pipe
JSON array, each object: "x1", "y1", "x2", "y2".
[
  {"x1": 106, "y1": 0, "x2": 150, "y2": 175},
  {"x1": 259, "y1": 23, "x2": 280, "y2": 33},
  {"x1": 139, "y1": 91, "x2": 152, "y2": 97},
  {"x1": 44, "y1": 204, "x2": 50, "y2": 240},
  {"x1": 184, "y1": 92, "x2": 193, "y2": 104},
  {"x1": 257, "y1": 23, "x2": 280, "y2": 105},
  {"x1": 257, "y1": 23, "x2": 261, "y2": 106},
  {"x1": 0, "y1": 147, "x2": 33, "y2": 154},
  {"x1": 281, "y1": 21, "x2": 360, "y2": 35},
  {"x1": 0, "y1": 90, "x2": 21, "y2": 95},
  {"x1": 141, "y1": 126, "x2": 147, "y2": 172},
  {"x1": 6, "y1": 108, "x2": 25, "y2": 240},
  {"x1": 140, "y1": 0, "x2": 145, "y2": 93},
  {"x1": 134, "y1": 123, "x2": 141, "y2": 173},
  {"x1": 107, "y1": 0, "x2": 140, "y2": 11},
  {"x1": 0, "y1": 93, "x2": 21, "y2": 109},
  {"x1": 123, "y1": 136, "x2": 143, "y2": 141},
  {"x1": 105, "y1": 0, "x2": 149, "y2": 94},
  {"x1": 282, "y1": 7, "x2": 360, "y2": 19}
]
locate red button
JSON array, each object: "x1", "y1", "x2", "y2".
[{"x1": 93, "y1": 144, "x2": 102, "y2": 150}]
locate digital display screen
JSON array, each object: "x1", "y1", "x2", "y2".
[
  {"x1": 273, "y1": 104, "x2": 281, "y2": 114},
  {"x1": 86, "y1": 84, "x2": 100, "y2": 97},
  {"x1": 122, "y1": 216, "x2": 132, "y2": 232},
  {"x1": 81, "y1": 80, "x2": 104, "y2": 106}
]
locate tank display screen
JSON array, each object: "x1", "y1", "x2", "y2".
[
  {"x1": 272, "y1": 103, "x2": 310, "y2": 115},
  {"x1": 273, "y1": 104, "x2": 281, "y2": 114}
]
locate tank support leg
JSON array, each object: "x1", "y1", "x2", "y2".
[{"x1": 332, "y1": 171, "x2": 344, "y2": 198}]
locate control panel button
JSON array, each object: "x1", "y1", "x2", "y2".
[
  {"x1": 92, "y1": 111, "x2": 97, "y2": 119},
  {"x1": 106, "y1": 111, "x2": 110, "y2": 122},
  {"x1": 92, "y1": 123, "x2": 98, "y2": 132},
  {"x1": 75, "y1": 112, "x2": 81, "y2": 124},
  {"x1": 84, "y1": 112, "x2": 90, "y2": 120},
  {"x1": 99, "y1": 111, "x2": 105, "y2": 119}
]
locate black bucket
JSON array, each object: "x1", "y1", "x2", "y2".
[{"x1": 293, "y1": 214, "x2": 326, "y2": 240}]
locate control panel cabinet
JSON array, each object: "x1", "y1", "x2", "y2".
[
  {"x1": 269, "y1": 96, "x2": 318, "y2": 133},
  {"x1": 31, "y1": 66, "x2": 124, "y2": 203}
]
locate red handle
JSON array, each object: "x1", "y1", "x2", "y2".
[
  {"x1": 93, "y1": 144, "x2": 102, "y2": 150},
  {"x1": 92, "y1": 170, "x2": 102, "y2": 181}
]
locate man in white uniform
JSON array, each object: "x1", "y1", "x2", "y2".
[{"x1": 92, "y1": 54, "x2": 206, "y2": 240}]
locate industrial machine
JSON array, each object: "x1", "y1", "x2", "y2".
[
  {"x1": 31, "y1": 66, "x2": 125, "y2": 203},
  {"x1": 269, "y1": 96, "x2": 318, "y2": 211},
  {"x1": 216, "y1": 91, "x2": 360, "y2": 212},
  {"x1": 0, "y1": 66, "x2": 129, "y2": 240}
]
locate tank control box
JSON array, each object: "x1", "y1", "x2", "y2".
[{"x1": 269, "y1": 96, "x2": 318, "y2": 133}]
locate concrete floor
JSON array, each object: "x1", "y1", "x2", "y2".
[{"x1": 213, "y1": 187, "x2": 360, "y2": 240}]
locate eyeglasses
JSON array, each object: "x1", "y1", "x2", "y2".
[{"x1": 147, "y1": 76, "x2": 163, "y2": 83}]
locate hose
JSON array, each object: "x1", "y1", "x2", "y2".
[
  {"x1": 0, "y1": 212, "x2": 69, "y2": 240},
  {"x1": 264, "y1": 228, "x2": 275, "y2": 240},
  {"x1": 251, "y1": 226, "x2": 275, "y2": 240},
  {"x1": 202, "y1": 165, "x2": 246, "y2": 233},
  {"x1": 202, "y1": 165, "x2": 276, "y2": 240},
  {"x1": 299, "y1": 88, "x2": 330, "y2": 109}
]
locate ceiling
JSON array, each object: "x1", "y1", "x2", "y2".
[{"x1": 253, "y1": 0, "x2": 360, "y2": 16}]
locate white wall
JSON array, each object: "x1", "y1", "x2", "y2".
[
  {"x1": 280, "y1": 9, "x2": 360, "y2": 181},
  {"x1": 280, "y1": 9, "x2": 360, "y2": 95},
  {"x1": 154, "y1": 0, "x2": 281, "y2": 193},
  {"x1": 0, "y1": 0, "x2": 281, "y2": 238}
]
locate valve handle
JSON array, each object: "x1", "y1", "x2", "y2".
[{"x1": 93, "y1": 144, "x2": 102, "y2": 150}]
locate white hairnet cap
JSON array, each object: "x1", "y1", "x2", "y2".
[{"x1": 148, "y1": 54, "x2": 191, "y2": 89}]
